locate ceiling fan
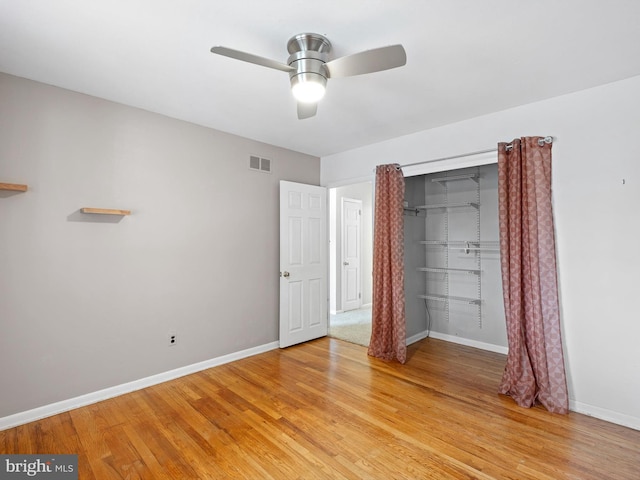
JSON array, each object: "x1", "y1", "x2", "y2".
[{"x1": 210, "y1": 33, "x2": 407, "y2": 119}]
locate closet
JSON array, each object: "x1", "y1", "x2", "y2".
[{"x1": 404, "y1": 164, "x2": 507, "y2": 352}]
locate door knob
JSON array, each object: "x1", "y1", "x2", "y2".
[
  {"x1": 343, "y1": 262, "x2": 349, "y2": 266},
  {"x1": 282, "y1": 271, "x2": 290, "y2": 278}
]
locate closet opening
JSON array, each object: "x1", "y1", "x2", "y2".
[{"x1": 404, "y1": 163, "x2": 507, "y2": 354}]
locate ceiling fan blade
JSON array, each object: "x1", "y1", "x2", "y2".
[
  {"x1": 325, "y1": 44, "x2": 406, "y2": 78},
  {"x1": 297, "y1": 102, "x2": 317, "y2": 120},
  {"x1": 210, "y1": 46, "x2": 293, "y2": 73}
]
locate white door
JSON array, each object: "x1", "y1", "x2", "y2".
[
  {"x1": 279, "y1": 181, "x2": 328, "y2": 348},
  {"x1": 341, "y1": 198, "x2": 362, "y2": 311}
]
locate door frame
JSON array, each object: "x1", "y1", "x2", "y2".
[{"x1": 327, "y1": 179, "x2": 374, "y2": 316}]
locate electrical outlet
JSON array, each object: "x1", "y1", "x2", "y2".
[{"x1": 168, "y1": 333, "x2": 177, "y2": 346}]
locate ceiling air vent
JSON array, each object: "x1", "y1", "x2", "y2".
[{"x1": 249, "y1": 155, "x2": 272, "y2": 174}]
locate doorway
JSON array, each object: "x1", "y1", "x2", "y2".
[{"x1": 328, "y1": 182, "x2": 373, "y2": 346}]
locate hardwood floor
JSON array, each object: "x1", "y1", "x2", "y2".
[{"x1": 2, "y1": 337, "x2": 639, "y2": 479}]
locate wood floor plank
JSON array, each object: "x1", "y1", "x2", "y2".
[{"x1": 2, "y1": 337, "x2": 639, "y2": 479}]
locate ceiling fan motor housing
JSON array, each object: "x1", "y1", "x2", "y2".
[{"x1": 287, "y1": 33, "x2": 332, "y2": 97}]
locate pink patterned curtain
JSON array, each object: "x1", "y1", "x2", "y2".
[
  {"x1": 368, "y1": 164, "x2": 406, "y2": 363},
  {"x1": 498, "y1": 137, "x2": 568, "y2": 413}
]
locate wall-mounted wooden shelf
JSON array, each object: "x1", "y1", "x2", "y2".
[
  {"x1": 0, "y1": 182, "x2": 28, "y2": 192},
  {"x1": 80, "y1": 208, "x2": 131, "y2": 216}
]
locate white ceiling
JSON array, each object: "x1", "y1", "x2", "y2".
[{"x1": 2, "y1": 1, "x2": 640, "y2": 158}]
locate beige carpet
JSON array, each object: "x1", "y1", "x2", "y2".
[{"x1": 329, "y1": 308, "x2": 372, "y2": 347}]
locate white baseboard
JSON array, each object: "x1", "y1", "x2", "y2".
[
  {"x1": 0, "y1": 341, "x2": 279, "y2": 431},
  {"x1": 410, "y1": 330, "x2": 509, "y2": 355},
  {"x1": 406, "y1": 330, "x2": 430, "y2": 346},
  {"x1": 569, "y1": 400, "x2": 640, "y2": 431}
]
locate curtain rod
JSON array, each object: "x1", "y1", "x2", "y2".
[
  {"x1": 399, "y1": 147, "x2": 496, "y2": 169},
  {"x1": 397, "y1": 136, "x2": 553, "y2": 169}
]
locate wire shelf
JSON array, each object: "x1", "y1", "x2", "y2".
[
  {"x1": 430, "y1": 173, "x2": 478, "y2": 184},
  {"x1": 418, "y1": 294, "x2": 481, "y2": 305},
  {"x1": 418, "y1": 267, "x2": 481, "y2": 274},
  {"x1": 416, "y1": 202, "x2": 478, "y2": 210}
]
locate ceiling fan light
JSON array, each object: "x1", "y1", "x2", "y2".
[{"x1": 290, "y1": 73, "x2": 326, "y2": 103}]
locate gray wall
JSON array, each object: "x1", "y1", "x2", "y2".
[
  {"x1": 0, "y1": 73, "x2": 320, "y2": 418},
  {"x1": 403, "y1": 175, "x2": 427, "y2": 338}
]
